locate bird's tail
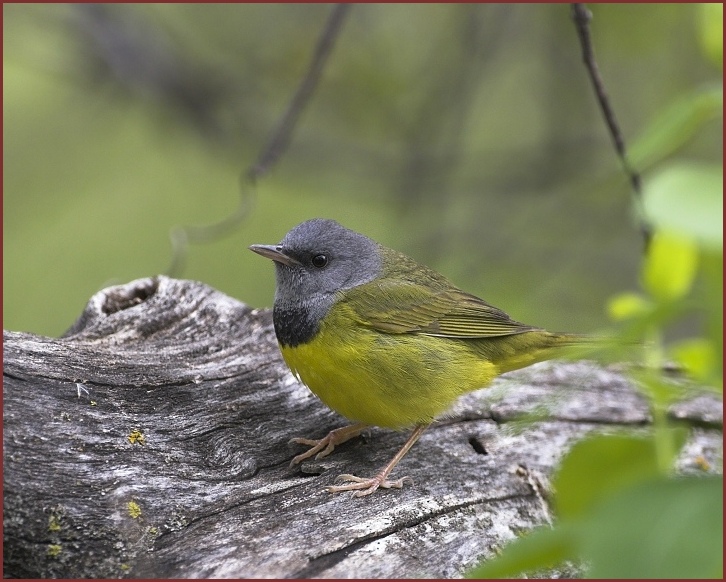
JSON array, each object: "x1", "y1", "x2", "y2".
[{"x1": 491, "y1": 330, "x2": 621, "y2": 375}]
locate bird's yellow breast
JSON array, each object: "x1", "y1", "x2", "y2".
[{"x1": 279, "y1": 301, "x2": 498, "y2": 429}]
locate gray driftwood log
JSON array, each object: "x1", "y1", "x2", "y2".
[{"x1": 3, "y1": 276, "x2": 722, "y2": 578}]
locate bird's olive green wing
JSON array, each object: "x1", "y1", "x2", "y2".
[{"x1": 342, "y1": 278, "x2": 540, "y2": 338}]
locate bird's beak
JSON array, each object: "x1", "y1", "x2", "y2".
[{"x1": 249, "y1": 244, "x2": 302, "y2": 267}]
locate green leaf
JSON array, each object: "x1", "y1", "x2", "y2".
[
  {"x1": 642, "y1": 230, "x2": 699, "y2": 301},
  {"x1": 700, "y1": 250, "x2": 724, "y2": 386},
  {"x1": 466, "y1": 524, "x2": 577, "y2": 579},
  {"x1": 629, "y1": 86, "x2": 723, "y2": 171},
  {"x1": 631, "y1": 369, "x2": 692, "y2": 414},
  {"x1": 642, "y1": 163, "x2": 723, "y2": 249},
  {"x1": 552, "y1": 434, "x2": 662, "y2": 520},
  {"x1": 583, "y1": 476, "x2": 723, "y2": 578},
  {"x1": 670, "y1": 337, "x2": 721, "y2": 389},
  {"x1": 606, "y1": 291, "x2": 653, "y2": 321},
  {"x1": 698, "y1": 3, "x2": 723, "y2": 69}
]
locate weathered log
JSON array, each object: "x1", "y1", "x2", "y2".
[{"x1": 3, "y1": 276, "x2": 722, "y2": 578}]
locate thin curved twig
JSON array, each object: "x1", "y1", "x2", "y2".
[
  {"x1": 167, "y1": 4, "x2": 352, "y2": 276},
  {"x1": 571, "y1": 3, "x2": 651, "y2": 251}
]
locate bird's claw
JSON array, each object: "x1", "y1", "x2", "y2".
[
  {"x1": 289, "y1": 437, "x2": 335, "y2": 466},
  {"x1": 288, "y1": 424, "x2": 367, "y2": 467},
  {"x1": 326, "y1": 473, "x2": 413, "y2": 497}
]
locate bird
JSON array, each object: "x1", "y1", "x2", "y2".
[{"x1": 250, "y1": 218, "x2": 591, "y2": 497}]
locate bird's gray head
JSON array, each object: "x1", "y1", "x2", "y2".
[
  {"x1": 261, "y1": 218, "x2": 382, "y2": 301},
  {"x1": 249, "y1": 219, "x2": 383, "y2": 345}
]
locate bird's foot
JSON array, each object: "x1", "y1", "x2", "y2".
[
  {"x1": 326, "y1": 473, "x2": 413, "y2": 497},
  {"x1": 289, "y1": 423, "x2": 367, "y2": 467}
]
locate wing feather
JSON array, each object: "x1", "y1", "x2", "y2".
[{"x1": 342, "y1": 278, "x2": 539, "y2": 338}]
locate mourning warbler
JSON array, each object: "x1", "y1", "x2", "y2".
[{"x1": 250, "y1": 218, "x2": 590, "y2": 497}]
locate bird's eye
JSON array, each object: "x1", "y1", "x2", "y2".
[{"x1": 311, "y1": 254, "x2": 328, "y2": 268}]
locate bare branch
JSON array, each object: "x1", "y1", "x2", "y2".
[
  {"x1": 571, "y1": 3, "x2": 651, "y2": 251},
  {"x1": 166, "y1": 4, "x2": 352, "y2": 277},
  {"x1": 248, "y1": 3, "x2": 351, "y2": 182}
]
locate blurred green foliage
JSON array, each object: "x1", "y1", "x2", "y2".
[
  {"x1": 3, "y1": 4, "x2": 721, "y2": 338},
  {"x1": 469, "y1": 4, "x2": 722, "y2": 577}
]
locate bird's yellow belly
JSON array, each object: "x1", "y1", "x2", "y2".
[{"x1": 279, "y1": 307, "x2": 498, "y2": 429}]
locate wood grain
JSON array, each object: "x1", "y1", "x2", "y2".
[{"x1": 3, "y1": 276, "x2": 721, "y2": 578}]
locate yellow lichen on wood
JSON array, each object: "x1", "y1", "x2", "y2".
[
  {"x1": 127, "y1": 429, "x2": 145, "y2": 445},
  {"x1": 48, "y1": 514, "x2": 62, "y2": 532},
  {"x1": 127, "y1": 500, "x2": 142, "y2": 519}
]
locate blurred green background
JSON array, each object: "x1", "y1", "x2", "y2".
[{"x1": 3, "y1": 3, "x2": 720, "y2": 337}]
